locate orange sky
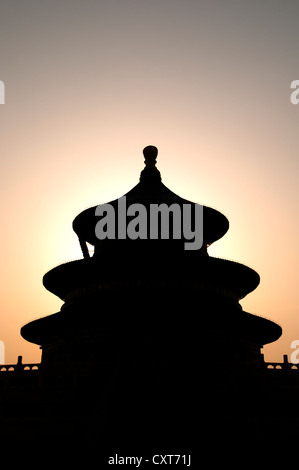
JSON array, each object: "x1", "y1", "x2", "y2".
[{"x1": 0, "y1": 1, "x2": 298, "y2": 365}]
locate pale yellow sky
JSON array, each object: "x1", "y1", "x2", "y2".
[{"x1": 0, "y1": 0, "x2": 298, "y2": 364}]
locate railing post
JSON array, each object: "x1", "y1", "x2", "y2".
[
  {"x1": 16, "y1": 356, "x2": 23, "y2": 371},
  {"x1": 283, "y1": 354, "x2": 289, "y2": 370}
]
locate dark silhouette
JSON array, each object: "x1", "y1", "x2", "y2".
[{"x1": 0, "y1": 146, "x2": 298, "y2": 463}]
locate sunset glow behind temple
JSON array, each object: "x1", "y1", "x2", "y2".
[{"x1": 0, "y1": 1, "x2": 298, "y2": 364}]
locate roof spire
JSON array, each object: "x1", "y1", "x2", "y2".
[
  {"x1": 140, "y1": 145, "x2": 161, "y2": 183},
  {"x1": 143, "y1": 145, "x2": 158, "y2": 167}
]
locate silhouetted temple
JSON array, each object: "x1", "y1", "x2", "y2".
[{"x1": 0, "y1": 146, "x2": 298, "y2": 462}]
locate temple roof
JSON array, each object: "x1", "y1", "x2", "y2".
[
  {"x1": 21, "y1": 146, "x2": 282, "y2": 351},
  {"x1": 72, "y1": 146, "x2": 229, "y2": 246}
]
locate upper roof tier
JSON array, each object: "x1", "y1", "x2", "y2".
[{"x1": 72, "y1": 146, "x2": 229, "y2": 247}]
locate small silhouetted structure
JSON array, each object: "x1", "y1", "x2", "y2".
[{"x1": 0, "y1": 146, "x2": 298, "y2": 462}]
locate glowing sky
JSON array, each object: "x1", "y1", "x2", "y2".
[{"x1": 0, "y1": 0, "x2": 298, "y2": 364}]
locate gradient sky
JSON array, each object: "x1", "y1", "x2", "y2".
[{"x1": 0, "y1": 0, "x2": 298, "y2": 364}]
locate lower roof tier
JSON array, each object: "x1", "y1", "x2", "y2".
[
  {"x1": 21, "y1": 290, "x2": 282, "y2": 348},
  {"x1": 42, "y1": 249, "x2": 260, "y2": 302}
]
